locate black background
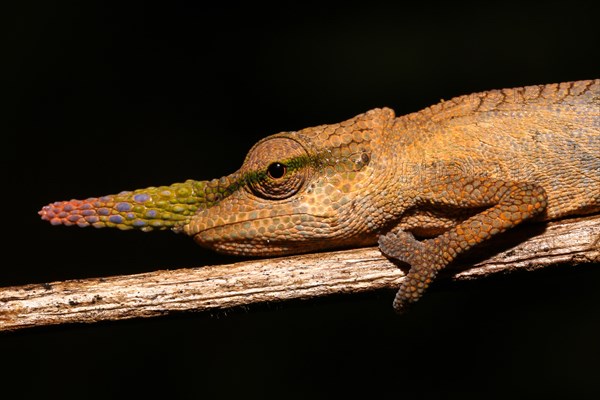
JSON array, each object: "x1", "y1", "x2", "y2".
[{"x1": 4, "y1": 1, "x2": 600, "y2": 399}]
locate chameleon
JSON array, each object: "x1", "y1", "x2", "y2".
[{"x1": 40, "y1": 79, "x2": 600, "y2": 313}]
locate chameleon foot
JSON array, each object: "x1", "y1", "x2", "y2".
[
  {"x1": 379, "y1": 231, "x2": 444, "y2": 314},
  {"x1": 379, "y1": 179, "x2": 548, "y2": 313}
]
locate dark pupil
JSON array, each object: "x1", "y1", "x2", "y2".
[{"x1": 267, "y1": 162, "x2": 286, "y2": 179}]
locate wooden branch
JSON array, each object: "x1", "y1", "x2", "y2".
[{"x1": 1, "y1": 215, "x2": 598, "y2": 331}]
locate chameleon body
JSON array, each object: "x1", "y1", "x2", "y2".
[{"x1": 40, "y1": 80, "x2": 600, "y2": 312}]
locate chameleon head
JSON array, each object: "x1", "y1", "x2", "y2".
[{"x1": 39, "y1": 108, "x2": 395, "y2": 256}]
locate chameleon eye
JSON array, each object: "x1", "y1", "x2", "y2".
[
  {"x1": 242, "y1": 137, "x2": 311, "y2": 200},
  {"x1": 267, "y1": 162, "x2": 286, "y2": 179}
]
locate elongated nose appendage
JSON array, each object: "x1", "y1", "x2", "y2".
[{"x1": 39, "y1": 179, "x2": 219, "y2": 232}]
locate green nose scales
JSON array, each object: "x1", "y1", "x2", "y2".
[{"x1": 39, "y1": 179, "x2": 226, "y2": 232}]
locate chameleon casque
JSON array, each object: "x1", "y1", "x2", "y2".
[{"x1": 40, "y1": 80, "x2": 600, "y2": 313}]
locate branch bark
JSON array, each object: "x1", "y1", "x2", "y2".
[{"x1": 1, "y1": 215, "x2": 598, "y2": 332}]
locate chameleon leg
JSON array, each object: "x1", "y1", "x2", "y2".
[{"x1": 378, "y1": 178, "x2": 548, "y2": 313}]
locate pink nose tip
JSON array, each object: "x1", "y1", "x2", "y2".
[{"x1": 39, "y1": 198, "x2": 109, "y2": 228}]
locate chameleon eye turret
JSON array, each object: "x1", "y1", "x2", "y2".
[{"x1": 242, "y1": 136, "x2": 313, "y2": 200}]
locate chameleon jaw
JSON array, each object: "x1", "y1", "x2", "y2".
[
  {"x1": 193, "y1": 236, "x2": 316, "y2": 256},
  {"x1": 188, "y1": 213, "x2": 327, "y2": 255},
  {"x1": 189, "y1": 213, "x2": 379, "y2": 256},
  {"x1": 192, "y1": 233, "x2": 373, "y2": 256}
]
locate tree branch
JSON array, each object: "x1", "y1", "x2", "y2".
[{"x1": 1, "y1": 215, "x2": 598, "y2": 331}]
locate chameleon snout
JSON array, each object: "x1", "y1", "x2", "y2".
[{"x1": 39, "y1": 179, "x2": 221, "y2": 232}]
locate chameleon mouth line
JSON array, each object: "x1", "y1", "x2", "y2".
[{"x1": 190, "y1": 213, "x2": 332, "y2": 237}]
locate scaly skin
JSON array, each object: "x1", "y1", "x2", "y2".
[{"x1": 40, "y1": 79, "x2": 600, "y2": 313}]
